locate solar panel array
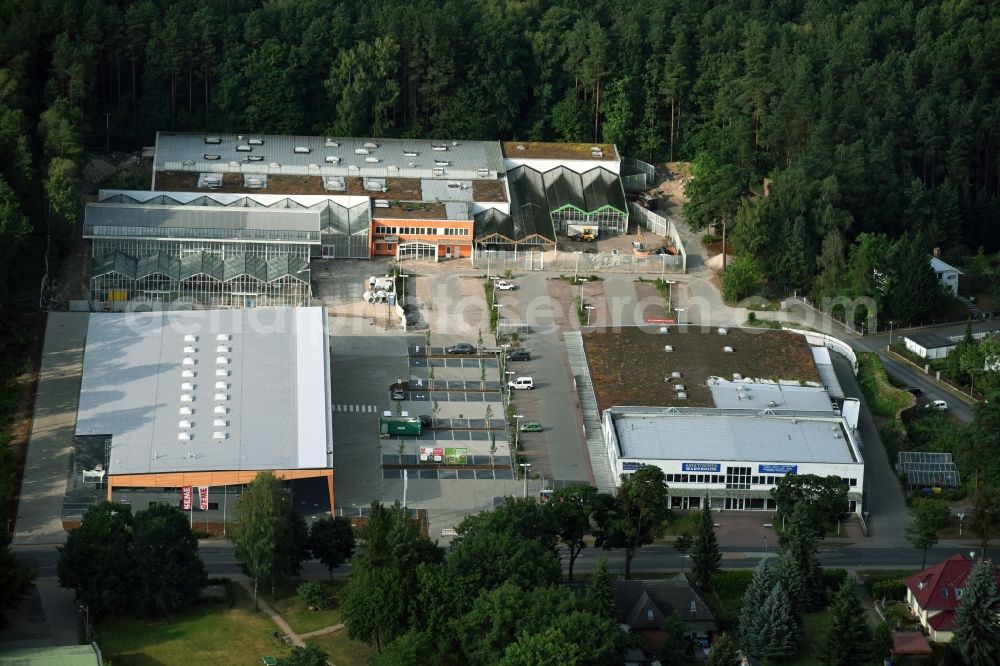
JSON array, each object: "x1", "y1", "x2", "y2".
[{"x1": 897, "y1": 451, "x2": 961, "y2": 487}]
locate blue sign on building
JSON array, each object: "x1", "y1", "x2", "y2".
[
  {"x1": 759, "y1": 464, "x2": 798, "y2": 474},
  {"x1": 622, "y1": 462, "x2": 644, "y2": 471},
  {"x1": 682, "y1": 463, "x2": 721, "y2": 473}
]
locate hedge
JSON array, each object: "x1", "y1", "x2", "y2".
[{"x1": 856, "y1": 352, "x2": 913, "y2": 418}]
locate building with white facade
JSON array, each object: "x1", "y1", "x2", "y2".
[{"x1": 929, "y1": 256, "x2": 962, "y2": 296}]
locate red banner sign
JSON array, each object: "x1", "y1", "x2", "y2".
[
  {"x1": 645, "y1": 318, "x2": 677, "y2": 324},
  {"x1": 181, "y1": 486, "x2": 192, "y2": 510},
  {"x1": 199, "y1": 487, "x2": 209, "y2": 511}
]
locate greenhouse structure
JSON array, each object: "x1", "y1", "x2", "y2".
[{"x1": 85, "y1": 203, "x2": 317, "y2": 309}]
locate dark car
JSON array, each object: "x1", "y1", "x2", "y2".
[
  {"x1": 445, "y1": 343, "x2": 476, "y2": 354},
  {"x1": 905, "y1": 386, "x2": 923, "y2": 397},
  {"x1": 418, "y1": 414, "x2": 432, "y2": 428},
  {"x1": 506, "y1": 350, "x2": 531, "y2": 362}
]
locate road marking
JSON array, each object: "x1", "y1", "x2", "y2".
[{"x1": 334, "y1": 404, "x2": 377, "y2": 413}]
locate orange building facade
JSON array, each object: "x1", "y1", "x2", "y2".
[{"x1": 370, "y1": 202, "x2": 474, "y2": 260}]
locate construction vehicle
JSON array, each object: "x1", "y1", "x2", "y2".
[{"x1": 567, "y1": 224, "x2": 598, "y2": 242}]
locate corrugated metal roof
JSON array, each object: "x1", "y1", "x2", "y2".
[
  {"x1": 84, "y1": 203, "x2": 320, "y2": 233},
  {"x1": 155, "y1": 132, "x2": 505, "y2": 181},
  {"x1": 75, "y1": 308, "x2": 331, "y2": 475},
  {"x1": 0, "y1": 645, "x2": 101, "y2": 666},
  {"x1": 709, "y1": 380, "x2": 835, "y2": 411},
  {"x1": 421, "y1": 179, "x2": 474, "y2": 202},
  {"x1": 611, "y1": 411, "x2": 859, "y2": 464}
]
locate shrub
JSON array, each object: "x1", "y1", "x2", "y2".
[
  {"x1": 856, "y1": 352, "x2": 913, "y2": 417},
  {"x1": 872, "y1": 579, "x2": 906, "y2": 602},
  {"x1": 297, "y1": 581, "x2": 331, "y2": 611},
  {"x1": 822, "y1": 568, "x2": 849, "y2": 592}
]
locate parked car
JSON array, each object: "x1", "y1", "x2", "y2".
[
  {"x1": 390, "y1": 387, "x2": 405, "y2": 400},
  {"x1": 506, "y1": 350, "x2": 531, "y2": 361},
  {"x1": 418, "y1": 414, "x2": 432, "y2": 428},
  {"x1": 445, "y1": 343, "x2": 476, "y2": 354},
  {"x1": 495, "y1": 280, "x2": 516, "y2": 291},
  {"x1": 926, "y1": 399, "x2": 949, "y2": 411},
  {"x1": 508, "y1": 376, "x2": 534, "y2": 390},
  {"x1": 905, "y1": 386, "x2": 923, "y2": 397},
  {"x1": 519, "y1": 421, "x2": 542, "y2": 432}
]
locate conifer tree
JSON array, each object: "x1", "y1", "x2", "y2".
[
  {"x1": 584, "y1": 556, "x2": 617, "y2": 621},
  {"x1": 757, "y1": 582, "x2": 798, "y2": 659},
  {"x1": 690, "y1": 502, "x2": 721, "y2": 590},
  {"x1": 738, "y1": 559, "x2": 774, "y2": 655},
  {"x1": 780, "y1": 503, "x2": 825, "y2": 610},
  {"x1": 706, "y1": 632, "x2": 740, "y2": 666},
  {"x1": 953, "y1": 559, "x2": 1000, "y2": 666},
  {"x1": 818, "y1": 579, "x2": 874, "y2": 666}
]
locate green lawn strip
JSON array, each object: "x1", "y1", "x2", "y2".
[
  {"x1": 98, "y1": 584, "x2": 289, "y2": 666},
  {"x1": 271, "y1": 580, "x2": 345, "y2": 635},
  {"x1": 307, "y1": 631, "x2": 375, "y2": 666}
]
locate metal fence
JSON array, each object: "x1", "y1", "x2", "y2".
[
  {"x1": 473, "y1": 248, "x2": 684, "y2": 274},
  {"x1": 621, "y1": 157, "x2": 656, "y2": 191},
  {"x1": 629, "y1": 203, "x2": 687, "y2": 273}
]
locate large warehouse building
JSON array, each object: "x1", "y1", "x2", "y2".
[
  {"x1": 584, "y1": 327, "x2": 865, "y2": 514},
  {"x1": 72, "y1": 307, "x2": 335, "y2": 515}
]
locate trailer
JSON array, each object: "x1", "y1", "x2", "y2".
[{"x1": 380, "y1": 417, "x2": 422, "y2": 437}]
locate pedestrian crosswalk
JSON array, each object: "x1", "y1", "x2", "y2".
[{"x1": 333, "y1": 403, "x2": 378, "y2": 413}]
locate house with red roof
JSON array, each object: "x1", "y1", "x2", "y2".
[{"x1": 903, "y1": 554, "x2": 1000, "y2": 642}]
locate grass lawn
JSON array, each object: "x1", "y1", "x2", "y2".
[
  {"x1": 307, "y1": 630, "x2": 375, "y2": 666},
  {"x1": 272, "y1": 579, "x2": 346, "y2": 634},
  {"x1": 98, "y1": 585, "x2": 290, "y2": 666}
]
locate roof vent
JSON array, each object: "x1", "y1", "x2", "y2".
[
  {"x1": 325, "y1": 155, "x2": 340, "y2": 164},
  {"x1": 308, "y1": 163, "x2": 319, "y2": 169},
  {"x1": 179, "y1": 406, "x2": 193, "y2": 416},
  {"x1": 217, "y1": 334, "x2": 230, "y2": 341},
  {"x1": 215, "y1": 369, "x2": 229, "y2": 377},
  {"x1": 675, "y1": 384, "x2": 685, "y2": 391},
  {"x1": 671, "y1": 371, "x2": 682, "y2": 379},
  {"x1": 213, "y1": 418, "x2": 228, "y2": 427},
  {"x1": 214, "y1": 405, "x2": 228, "y2": 415},
  {"x1": 374, "y1": 199, "x2": 390, "y2": 208},
  {"x1": 247, "y1": 155, "x2": 264, "y2": 162},
  {"x1": 215, "y1": 381, "x2": 229, "y2": 390},
  {"x1": 659, "y1": 327, "x2": 669, "y2": 334},
  {"x1": 213, "y1": 432, "x2": 227, "y2": 440},
  {"x1": 269, "y1": 162, "x2": 280, "y2": 168},
  {"x1": 733, "y1": 373, "x2": 743, "y2": 380},
  {"x1": 324, "y1": 138, "x2": 339, "y2": 147},
  {"x1": 432, "y1": 144, "x2": 448, "y2": 151},
  {"x1": 182, "y1": 369, "x2": 195, "y2": 378},
  {"x1": 216, "y1": 356, "x2": 230, "y2": 365},
  {"x1": 363, "y1": 142, "x2": 378, "y2": 149},
  {"x1": 178, "y1": 420, "x2": 192, "y2": 429},
  {"x1": 216, "y1": 345, "x2": 230, "y2": 353},
  {"x1": 180, "y1": 393, "x2": 193, "y2": 403},
  {"x1": 205, "y1": 137, "x2": 222, "y2": 144},
  {"x1": 677, "y1": 391, "x2": 688, "y2": 399},
  {"x1": 718, "y1": 327, "x2": 728, "y2": 335},
  {"x1": 724, "y1": 346, "x2": 734, "y2": 353},
  {"x1": 664, "y1": 345, "x2": 673, "y2": 352},
  {"x1": 248, "y1": 138, "x2": 264, "y2": 146},
  {"x1": 387, "y1": 165, "x2": 399, "y2": 172},
  {"x1": 434, "y1": 160, "x2": 450, "y2": 167},
  {"x1": 183, "y1": 345, "x2": 197, "y2": 354},
  {"x1": 516, "y1": 144, "x2": 526, "y2": 151},
  {"x1": 184, "y1": 335, "x2": 198, "y2": 342},
  {"x1": 365, "y1": 157, "x2": 379, "y2": 163},
  {"x1": 236, "y1": 144, "x2": 251, "y2": 152},
  {"x1": 354, "y1": 148, "x2": 370, "y2": 155},
  {"x1": 203, "y1": 154, "x2": 220, "y2": 161},
  {"x1": 214, "y1": 393, "x2": 229, "y2": 401},
  {"x1": 294, "y1": 146, "x2": 311, "y2": 154},
  {"x1": 403, "y1": 151, "x2": 418, "y2": 157},
  {"x1": 181, "y1": 382, "x2": 195, "y2": 391},
  {"x1": 178, "y1": 432, "x2": 191, "y2": 441}
]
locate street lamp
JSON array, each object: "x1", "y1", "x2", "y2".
[
  {"x1": 888, "y1": 320, "x2": 894, "y2": 347},
  {"x1": 674, "y1": 307, "x2": 685, "y2": 327},
  {"x1": 573, "y1": 251, "x2": 583, "y2": 281},
  {"x1": 399, "y1": 273, "x2": 412, "y2": 307},
  {"x1": 520, "y1": 462, "x2": 532, "y2": 498},
  {"x1": 513, "y1": 413, "x2": 524, "y2": 461},
  {"x1": 959, "y1": 513, "x2": 965, "y2": 536},
  {"x1": 584, "y1": 305, "x2": 595, "y2": 326},
  {"x1": 666, "y1": 280, "x2": 676, "y2": 311},
  {"x1": 80, "y1": 604, "x2": 90, "y2": 643}
]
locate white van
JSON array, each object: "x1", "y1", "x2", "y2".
[{"x1": 508, "y1": 377, "x2": 534, "y2": 390}]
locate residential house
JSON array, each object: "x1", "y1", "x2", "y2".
[
  {"x1": 903, "y1": 554, "x2": 1000, "y2": 642},
  {"x1": 611, "y1": 576, "x2": 716, "y2": 658},
  {"x1": 930, "y1": 256, "x2": 962, "y2": 296}
]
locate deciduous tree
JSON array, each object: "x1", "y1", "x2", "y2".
[
  {"x1": 57, "y1": 502, "x2": 135, "y2": 616},
  {"x1": 550, "y1": 483, "x2": 598, "y2": 580},
  {"x1": 131, "y1": 503, "x2": 207, "y2": 615},
  {"x1": 308, "y1": 516, "x2": 355, "y2": 578},
  {"x1": 593, "y1": 466, "x2": 670, "y2": 579},
  {"x1": 905, "y1": 497, "x2": 951, "y2": 568}
]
